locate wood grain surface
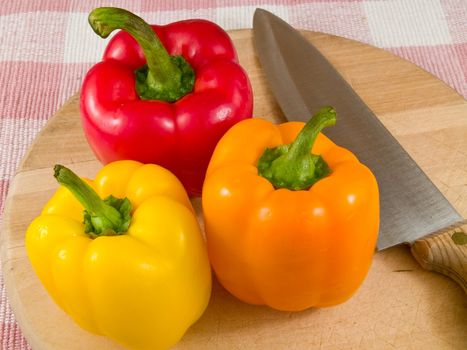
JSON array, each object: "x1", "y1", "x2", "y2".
[
  {"x1": 411, "y1": 225, "x2": 467, "y2": 293},
  {"x1": 1, "y1": 29, "x2": 467, "y2": 350}
]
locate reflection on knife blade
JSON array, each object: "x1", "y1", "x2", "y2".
[{"x1": 252, "y1": 8, "x2": 463, "y2": 250}]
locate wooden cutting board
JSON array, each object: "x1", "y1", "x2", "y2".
[{"x1": 1, "y1": 29, "x2": 467, "y2": 350}]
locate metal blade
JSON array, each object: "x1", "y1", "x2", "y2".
[{"x1": 253, "y1": 8, "x2": 463, "y2": 250}]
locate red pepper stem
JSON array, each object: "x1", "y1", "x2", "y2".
[
  {"x1": 53, "y1": 165, "x2": 131, "y2": 237},
  {"x1": 88, "y1": 7, "x2": 194, "y2": 102}
]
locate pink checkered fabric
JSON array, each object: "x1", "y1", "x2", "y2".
[{"x1": 0, "y1": 0, "x2": 466, "y2": 348}]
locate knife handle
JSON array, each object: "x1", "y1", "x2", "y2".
[{"x1": 411, "y1": 224, "x2": 467, "y2": 293}]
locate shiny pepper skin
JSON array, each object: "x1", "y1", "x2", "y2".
[
  {"x1": 202, "y1": 117, "x2": 380, "y2": 311},
  {"x1": 81, "y1": 8, "x2": 253, "y2": 196},
  {"x1": 26, "y1": 160, "x2": 212, "y2": 350}
]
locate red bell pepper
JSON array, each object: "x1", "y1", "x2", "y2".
[{"x1": 80, "y1": 7, "x2": 253, "y2": 196}]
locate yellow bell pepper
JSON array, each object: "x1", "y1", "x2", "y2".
[{"x1": 26, "y1": 160, "x2": 212, "y2": 350}]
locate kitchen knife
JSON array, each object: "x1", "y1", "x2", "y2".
[{"x1": 253, "y1": 8, "x2": 466, "y2": 291}]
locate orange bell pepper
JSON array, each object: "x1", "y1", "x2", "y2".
[{"x1": 202, "y1": 107, "x2": 379, "y2": 311}]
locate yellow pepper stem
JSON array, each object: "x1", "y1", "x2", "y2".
[{"x1": 54, "y1": 165, "x2": 132, "y2": 237}]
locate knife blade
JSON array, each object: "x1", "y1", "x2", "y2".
[{"x1": 252, "y1": 8, "x2": 464, "y2": 250}]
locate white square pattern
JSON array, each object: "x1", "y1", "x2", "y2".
[
  {"x1": 363, "y1": 0, "x2": 452, "y2": 47},
  {"x1": 63, "y1": 10, "x2": 219, "y2": 63},
  {"x1": 64, "y1": 12, "x2": 114, "y2": 63},
  {"x1": 143, "y1": 9, "x2": 217, "y2": 25},
  {"x1": 216, "y1": 5, "x2": 290, "y2": 30},
  {"x1": 0, "y1": 12, "x2": 66, "y2": 62}
]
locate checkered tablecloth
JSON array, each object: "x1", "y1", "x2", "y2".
[{"x1": 0, "y1": 0, "x2": 466, "y2": 348}]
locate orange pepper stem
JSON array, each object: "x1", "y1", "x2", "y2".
[
  {"x1": 88, "y1": 7, "x2": 194, "y2": 102},
  {"x1": 257, "y1": 106, "x2": 336, "y2": 190},
  {"x1": 53, "y1": 165, "x2": 132, "y2": 237}
]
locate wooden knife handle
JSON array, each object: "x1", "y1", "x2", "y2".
[{"x1": 411, "y1": 224, "x2": 467, "y2": 293}]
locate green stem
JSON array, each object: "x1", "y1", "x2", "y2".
[
  {"x1": 257, "y1": 106, "x2": 336, "y2": 190},
  {"x1": 88, "y1": 7, "x2": 194, "y2": 102},
  {"x1": 54, "y1": 165, "x2": 131, "y2": 237}
]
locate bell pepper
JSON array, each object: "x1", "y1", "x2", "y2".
[
  {"x1": 80, "y1": 7, "x2": 253, "y2": 196},
  {"x1": 202, "y1": 107, "x2": 379, "y2": 311},
  {"x1": 26, "y1": 160, "x2": 212, "y2": 350}
]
